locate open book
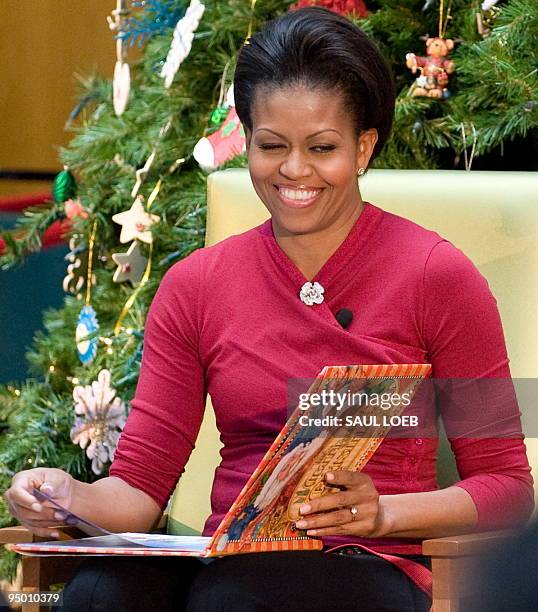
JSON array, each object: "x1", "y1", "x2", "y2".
[{"x1": 8, "y1": 363, "x2": 431, "y2": 558}]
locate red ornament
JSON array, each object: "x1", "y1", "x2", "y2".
[
  {"x1": 406, "y1": 37, "x2": 456, "y2": 99},
  {"x1": 64, "y1": 198, "x2": 89, "y2": 220},
  {"x1": 289, "y1": 0, "x2": 368, "y2": 18}
]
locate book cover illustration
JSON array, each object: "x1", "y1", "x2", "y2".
[{"x1": 209, "y1": 363, "x2": 431, "y2": 555}]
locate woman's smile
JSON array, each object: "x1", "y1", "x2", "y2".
[{"x1": 273, "y1": 184, "x2": 325, "y2": 209}]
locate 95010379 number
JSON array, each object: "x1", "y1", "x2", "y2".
[{"x1": 6, "y1": 590, "x2": 63, "y2": 605}]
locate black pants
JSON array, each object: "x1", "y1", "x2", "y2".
[{"x1": 53, "y1": 549, "x2": 432, "y2": 612}]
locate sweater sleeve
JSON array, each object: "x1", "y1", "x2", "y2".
[
  {"x1": 109, "y1": 250, "x2": 206, "y2": 511},
  {"x1": 422, "y1": 240, "x2": 534, "y2": 531}
]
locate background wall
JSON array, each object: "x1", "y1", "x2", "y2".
[
  {"x1": 0, "y1": 0, "x2": 115, "y2": 176},
  {"x1": 0, "y1": 1, "x2": 119, "y2": 383}
]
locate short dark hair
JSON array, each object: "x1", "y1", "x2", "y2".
[{"x1": 234, "y1": 6, "x2": 395, "y2": 160}]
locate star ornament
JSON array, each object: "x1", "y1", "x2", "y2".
[
  {"x1": 112, "y1": 197, "x2": 160, "y2": 244},
  {"x1": 112, "y1": 241, "x2": 148, "y2": 286}
]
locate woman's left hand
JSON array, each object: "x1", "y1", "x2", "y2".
[{"x1": 293, "y1": 471, "x2": 389, "y2": 538}]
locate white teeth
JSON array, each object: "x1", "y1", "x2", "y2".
[{"x1": 278, "y1": 187, "x2": 320, "y2": 200}]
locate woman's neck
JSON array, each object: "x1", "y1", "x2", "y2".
[{"x1": 274, "y1": 198, "x2": 364, "y2": 281}]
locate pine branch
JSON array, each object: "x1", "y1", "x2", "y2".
[{"x1": 0, "y1": 203, "x2": 65, "y2": 269}]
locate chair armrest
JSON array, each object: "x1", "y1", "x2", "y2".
[
  {"x1": 422, "y1": 529, "x2": 518, "y2": 557},
  {"x1": 0, "y1": 525, "x2": 90, "y2": 545},
  {"x1": 0, "y1": 526, "x2": 36, "y2": 544},
  {"x1": 423, "y1": 530, "x2": 520, "y2": 610}
]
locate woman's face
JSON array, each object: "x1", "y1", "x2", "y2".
[{"x1": 245, "y1": 84, "x2": 377, "y2": 237}]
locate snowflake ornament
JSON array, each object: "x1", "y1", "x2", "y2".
[{"x1": 71, "y1": 369, "x2": 127, "y2": 475}]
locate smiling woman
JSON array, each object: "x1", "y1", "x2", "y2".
[
  {"x1": 234, "y1": 6, "x2": 394, "y2": 279},
  {"x1": 6, "y1": 6, "x2": 533, "y2": 612},
  {"x1": 244, "y1": 86, "x2": 377, "y2": 278}
]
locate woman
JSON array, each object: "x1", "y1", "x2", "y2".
[{"x1": 4, "y1": 7, "x2": 534, "y2": 611}]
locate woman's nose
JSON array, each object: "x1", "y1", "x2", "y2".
[{"x1": 279, "y1": 150, "x2": 313, "y2": 180}]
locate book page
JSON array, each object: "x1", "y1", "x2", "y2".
[{"x1": 30, "y1": 488, "x2": 211, "y2": 551}]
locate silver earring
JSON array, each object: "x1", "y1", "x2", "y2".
[{"x1": 357, "y1": 167, "x2": 366, "y2": 176}]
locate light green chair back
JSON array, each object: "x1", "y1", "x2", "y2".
[{"x1": 168, "y1": 168, "x2": 538, "y2": 535}]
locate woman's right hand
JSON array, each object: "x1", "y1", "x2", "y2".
[{"x1": 3, "y1": 468, "x2": 76, "y2": 538}]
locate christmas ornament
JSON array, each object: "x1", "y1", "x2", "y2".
[
  {"x1": 406, "y1": 37, "x2": 455, "y2": 99},
  {"x1": 406, "y1": 0, "x2": 455, "y2": 99},
  {"x1": 63, "y1": 236, "x2": 96, "y2": 297},
  {"x1": 289, "y1": 0, "x2": 368, "y2": 18},
  {"x1": 210, "y1": 106, "x2": 229, "y2": 126},
  {"x1": 64, "y1": 198, "x2": 89, "y2": 220},
  {"x1": 160, "y1": 0, "x2": 205, "y2": 89},
  {"x1": 113, "y1": 60, "x2": 131, "y2": 116},
  {"x1": 476, "y1": 1, "x2": 502, "y2": 39},
  {"x1": 193, "y1": 106, "x2": 246, "y2": 170},
  {"x1": 108, "y1": 0, "x2": 131, "y2": 116},
  {"x1": 63, "y1": 237, "x2": 85, "y2": 296},
  {"x1": 132, "y1": 151, "x2": 156, "y2": 197},
  {"x1": 71, "y1": 369, "x2": 127, "y2": 475},
  {"x1": 75, "y1": 221, "x2": 99, "y2": 365},
  {"x1": 119, "y1": 0, "x2": 184, "y2": 47},
  {"x1": 76, "y1": 305, "x2": 99, "y2": 365},
  {"x1": 112, "y1": 195, "x2": 160, "y2": 244},
  {"x1": 300, "y1": 281, "x2": 325, "y2": 306},
  {"x1": 193, "y1": 85, "x2": 246, "y2": 171},
  {"x1": 113, "y1": 180, "x2": 162, "y2": 336},
  {"x1": 112, "y1": 240, "x2": 148, "y2": 285},
  {"x1": 129, "y1": 119, "x2": 171, "y2": 198},
  {"x1": 209, "y1": 73, "x2": 234, "y2": 127},
  {"x1": 52, "y1": 166, "x2": 77, "y2": 203}
]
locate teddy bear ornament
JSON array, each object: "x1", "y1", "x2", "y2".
[{"x1": 406, "y1": 37, "x2": 456, "y2": 99}]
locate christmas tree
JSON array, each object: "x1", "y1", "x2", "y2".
[{"x1": 1, "y1": 0, "x2": 536, "y2": 580}]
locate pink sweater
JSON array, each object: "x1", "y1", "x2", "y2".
[{"x1": 110, "y1": 202, "x2": 534, "y2": 554}]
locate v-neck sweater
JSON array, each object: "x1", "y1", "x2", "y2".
[{"x1": 110, "y1": 202, "x2": 534, "y2": 554}]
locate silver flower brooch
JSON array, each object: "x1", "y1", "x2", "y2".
[{"x1": 299, "y1": 281, "x2": 325, "y2": 306}]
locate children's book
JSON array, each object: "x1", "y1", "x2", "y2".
[{"x1": 8, "y1": 363, "x2": 431, "y2": 558}]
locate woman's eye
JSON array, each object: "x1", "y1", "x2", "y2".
[
  {"x1": 312, "y1": 145, "x2": 336, "y2": 153},
  {"x1": 257, "y1": 144, "x2": 335, "y2": 153}
]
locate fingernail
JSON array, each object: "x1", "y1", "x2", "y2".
[
  {"x1": 51, "y1": 531, "x2": 59, "y2": 538},
  {"x1": 307, "y1": 530, "x2": 318, "y2": 536},
  {"x1": 326, "y1": 472, "x2": 334, "y2": 481},
  {"x1": 295, "y1": 520, "x2": 307, "y2": 529},
  {"x1": 54, "y1": 512, "x2": 66, "y2": 521},
  {"x1": 31, "y1": 503, "x2": 42, "y2": 512},
  {"x1": 299, "y1": 504, "x2": 311, "y2": 514}
]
